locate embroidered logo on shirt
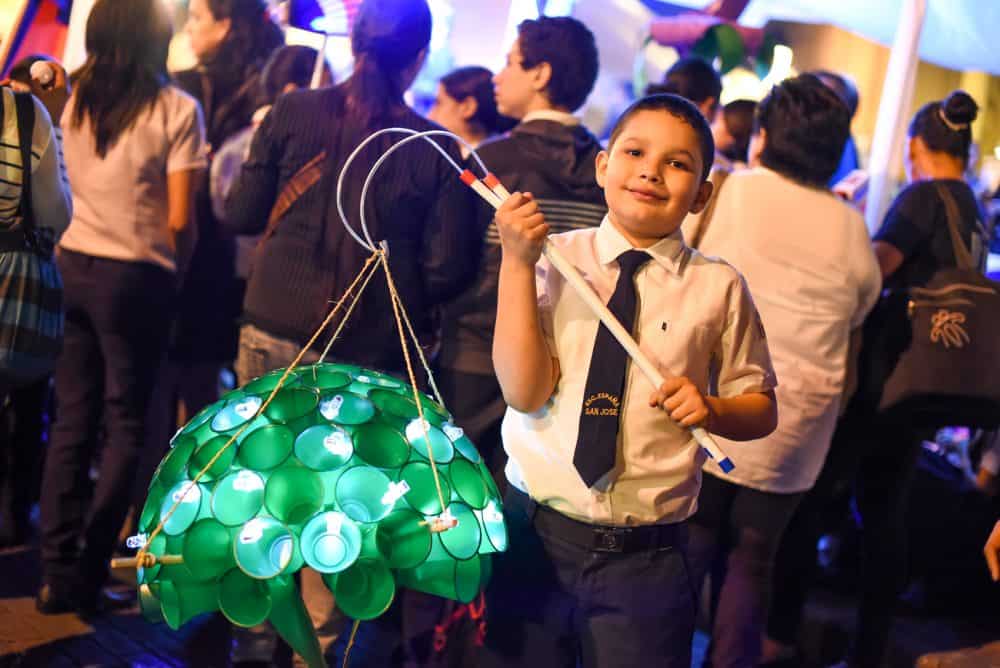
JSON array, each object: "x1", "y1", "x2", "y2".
[
  {"x1": 583, "y1": 392, "x2": 620, "y2": 417},
  {"x1": 930, "y1": 309, "x2": 969, "y2": 349}
]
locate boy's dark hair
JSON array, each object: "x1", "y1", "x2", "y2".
[
  {"x1": 608, "y1": 94, "x2": 715, "y2": 181},
  {"x1": 754, "y1": 74, "x2": 850, "y2": 188},
  {"x1": 517, "y1": 16, "x2": 598, "y2": 112},
  {"x1": 9, "y1": 55, "x2": 54, "y2": 86},
  {"x1": 440, "y1": 66, "x2": 516, "y2": 136},
  {"x1": 650, "y1": 57, "x2": 722, "y2": 112},
  {"x1": 909, "y1": 89, "x2": 979, "y2": 166},
  {"x1": 809, "y1": 69, "x2": 859, "y2": 119},
  {"x1": 720, "y1": 99, "x2": 756, "y2": 163},
  {"x1": 260, "y1": 45, "x2": 323, "y2": 103}
]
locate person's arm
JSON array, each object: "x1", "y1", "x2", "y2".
[
  {"x1": 873, "y1": 239, "x2": 904, "y2": 280},
  {"x1": 649, "y1": 380, "x2": 777, "y2": 441},
  {"x1": 224, "y1": 101, "x2": 283, "y2": 236},
  {"x1": 984, "y1": 520, "x2": 1000, "y2": 582},
  {"x1": 27, "y1": 96, "x2": 72, "y2": 238},
  {"x1": 167, "y1": 168, "x2": 198, "y2": 279},
  {"x1": 492, "y1": 192, "x2": 560, "y2": 413}
]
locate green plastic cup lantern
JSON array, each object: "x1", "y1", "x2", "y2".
[{"x1": 133, "y1": 363, "x2": 507, "y2": 668}]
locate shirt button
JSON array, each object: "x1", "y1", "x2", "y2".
[{"x1": 595, "y1": 493, "x2": 606, "y2": 502}]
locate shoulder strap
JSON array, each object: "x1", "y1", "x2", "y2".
[
  {"x1": 13, "y1": 92, "x2": 35, "y2": 235},
  {"x1": 260, "y1": 150, "x2": 326, "y2": 244},
  {"x1": 934, "y1": 182, "x2": 976, "y2": 271}
]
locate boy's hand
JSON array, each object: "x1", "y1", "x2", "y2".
[
  {"x1": 649, "y1": 376, "x2": 713, "y2": 429},
  {"x1": 495, "y1": 192, "x2": 549, "y2": 267},
  {"x1": 984, "y1": 520, "x2": 1000, "y2": 582}
]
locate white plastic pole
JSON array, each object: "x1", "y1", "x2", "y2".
[
  {"x1": 309, "y1": 34, "x2": 329, "y2": 90},
  {"x1": 864, "y1": 0, "x2": 927, "y2": 234}
]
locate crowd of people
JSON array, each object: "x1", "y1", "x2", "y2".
[{"x1": 0, "y1": 0, "x2": 997, "y2": 666}]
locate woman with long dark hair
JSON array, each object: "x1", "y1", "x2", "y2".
[
  {"x1": 224, "y1": 0, "x2": 480, "y2": 662},
  {"x1": 35, "y1": 0, "x2": 206, "y2": 615},
  {"x1": 428, "y1": 66, "x2": 515, "y2": 153},
  {"x1": 161, "y1": 0, "x2": 284, "y2": 431}
]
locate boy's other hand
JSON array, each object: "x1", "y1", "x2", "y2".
[
  {"x1": 984, "y1": 519, "x2": 1000, "y2": 582},
  {"x1": 649, "y1": 376, "x2": 713, "y2": 429},
  {"x1": 496, "y1": 192, "x2": 549, "y2": 267}
]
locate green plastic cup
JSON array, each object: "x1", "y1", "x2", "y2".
[
  {"x1": 353, "y1": 423, "x2": 410, "y2": 469},
  {"x1": 268, "y1": 574, "x2": 324, "y2": 668},
  {"x1": 188, "y1": 435, "x2": 236, "y2": 481},
  {"x1": 475, "y1": 498, "x2": 508, "y2": 553},
  {"x1": 264, "y1": 387, "x2": 319, "y2": 423},
  {"x1": 397, "y1": 554, "x2": 487, "y2": 603},
  {"x1": 448, "y1": 459, "x2": 488, "y2": 509},
  {"x1": 136, "y1": 533, "x2": 167, "y2": 584},
  {"x1": 335, "y1": 467, "x2": 396, "y2": 523},
  {"x1": 265, "y1": 467, "x2": 324, "y2": 524},
  {"x1": 324, "y1": 557, "x2": 396, "y2": 620},
  {"x1": 159, "y1": 580, "x2": 220, "y2": 630},
  {"x1": 437, "y1": 502, "x2": 481, "y2": 560},
  {"x1": 138, "y1": 481, "x2": 167, "y2": 534},
  {"x1": 399, "y1": 461, "x2": 451, "y2": 516},
  {"x1": 375, "y1": 509, "x2": 432, "y2": 569},
  {"x1": 160, "y1": 481, "x2": 206, "y2": 536},
  {"x1": 218, "y1": 568, "x2": 272, "y2": 627},
  {"x1": 294, "y1": 424, "x2": 354, "y2": 471},
  {"x1": 242, "y1": 369, "x2": 301, "y2": 395},
  {"x1": 351, "y1": 371, "x2": 403, "y2": 390},
  {"x1": 441, "y1": 422, "x2": 481, "y2": 464},
  {"x1": 211, "y1": 469, "x2": 266, "y2": 526},
  {"x1": 238, "y1": 424, "x2": 294, "y2": 471},
  {"x1": 139, "y1": 583, "x2": 164, "y2": 623},
  {"x1": 177, "y1": 399, "x2": 225, "y2": 439},
  {"x1": 369, "y1": 390, "x2": 420, "y2": 420},
  {"x1": 182, "y1": 518, "x2": 235, "y2": 581},
  {"x1": 319, "y1": 392, "x2": 375, "y2": 425},
  {"x1": 405, "y1": 419, "x2": 454, "y2": 464},
  {"x1": 234, "y1": 517, "x2": 295, "y2": 579},
  {"x1": 300, "y1": 511, "x2": 362, "y2": 573},
  {"x1": 297, "y1": 364, "x2": 352, "y2": 391},
  {"x1": 211, "y1": 394, "x2": 263, "y2": 432},
  {"x1": 156, "y1": 436, "x2": 196, "y2": 485}
]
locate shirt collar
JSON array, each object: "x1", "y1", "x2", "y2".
[
  {"x1": 521, "y1": 109, "x2": 581, "y2": 126},
  {"x1": 595, "y1": 215, "x2": 687, "y2": 276}
]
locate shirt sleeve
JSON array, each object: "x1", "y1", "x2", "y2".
[
  {"x1": 873, "y1": 184, "x2": 929, "y2": 257},
  {"x1": 166, "y1": 92, "x2": 208, "y2": 174},
  {"x1": 714, "y1": 270, "x2": 778, "y2": 398},
  {"x1": 28, "y1": 96, "x2": 72, "y2": 239}
]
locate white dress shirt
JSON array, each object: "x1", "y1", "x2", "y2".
[
  {"x1": 687, "y1": 167, "x2": 881, "y2": 493},
  {"x1": 502, "y1": 217, "x2": 777, "y2": 525}
]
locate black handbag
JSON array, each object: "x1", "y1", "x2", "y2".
[{"x1": 876, "y1": 183, "x2": 1000, "y2": 428}]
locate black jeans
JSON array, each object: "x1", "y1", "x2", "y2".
[
  {"x1": 39, "y1": 249, "x2": 173, "y2": 595},
  {"x1": 767, "y1": 414, "x2": 924, "y2": 667},
  {"x1": 686, "y1": 473, "x2": 803, "y2": 668},
  {"x1": 480, "y1": 488, "x2": 697, "y2": 668},
  {"x1": 0, "y1": 374, "x2": 50, "y2": 540}
]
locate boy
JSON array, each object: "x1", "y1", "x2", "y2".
[
  {"x1": 481, "y1": 94, "x2": 779, "y2": 668},
  {"x1": 437, "y1": 16, "x2": 605, "y2": 490}
]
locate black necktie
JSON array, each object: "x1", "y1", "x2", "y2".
[{"x1": 574, "y1": 249, "x2": 652, "y2": 488}]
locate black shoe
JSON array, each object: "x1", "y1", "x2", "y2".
[{"x1": 35, "y1": 583, "x2": 79, "y2": 615}]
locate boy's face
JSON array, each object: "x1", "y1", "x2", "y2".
[
  {"x1": 596, "y1": 110, "x2": 713, "y2": 248},
  {"x1": 493, "y1": 39, "x2": 543, "y2": 120}
]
